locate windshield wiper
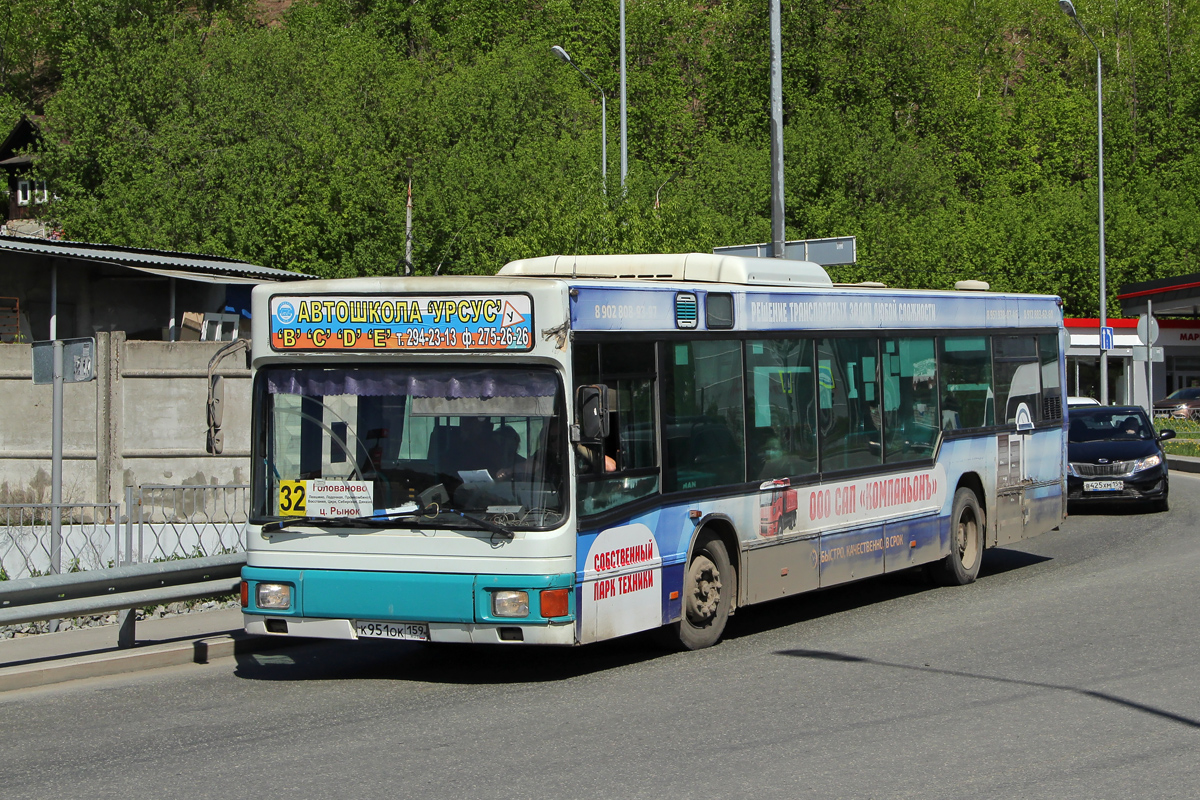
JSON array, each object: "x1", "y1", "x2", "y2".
[
  {"x1": 261, "y1": 515, "x2": 408, "y2": 534},
  {"x1": 260, "y1": 504, "x2": 514, "y2": 540},
  {"x1": 427, "y1": 507, "x2": 514, "y2": 540}
]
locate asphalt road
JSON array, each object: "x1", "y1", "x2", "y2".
[{"x1": 5, "y1": 476, "x2": 1199, "y2": 800}]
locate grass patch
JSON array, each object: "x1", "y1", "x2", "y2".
[
  {"x1": 1156, "y1": 418, "x2": 1200, "y2": 440},
  {"x1": 1154, "y1": 418, "x2": 1200, "y2": 455},
  {"x1": 1164, "y1": 439, "x2": 1200, "y2": 458}
]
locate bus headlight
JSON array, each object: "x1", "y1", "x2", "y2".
[
  {"x1": 1133, "y1": 454, "x2": 1162, "y2": 473},
  {"x1": 492, "y1": 590, "x2": 529, "y2": 617},
  {"x1": 256, "y1": 583, "x2": 292, "y2": 610}
]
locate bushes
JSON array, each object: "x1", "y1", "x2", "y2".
[{"x1": 9, "y1": 0, "x2": 1200, "y2": 297}]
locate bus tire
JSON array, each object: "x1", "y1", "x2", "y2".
[
  {"x1": 676, "y1": 533, "x2": 735, "y2": 650},
  {"x1": 930, "y1": 488, "x2": 984, "y2": 586}
]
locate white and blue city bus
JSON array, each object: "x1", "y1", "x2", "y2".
[{"x1": 241, "y1": 253, "x2": 1066, "y2": 649}]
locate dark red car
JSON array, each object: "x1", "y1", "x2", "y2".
[{"x1": 1153, "y1": 387, "x2": 1200, "y2": 421}]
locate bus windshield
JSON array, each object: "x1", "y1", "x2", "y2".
[{"x1": 253, "y1": 365, "x2": 566, "y2": 529}]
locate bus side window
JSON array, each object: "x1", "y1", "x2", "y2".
[
  {"x1": 1039, "y1": 334, "x2": 1063, "y2": 421},
  {"x1": 882, "y1": 337, "x2": 939, "y2": 463},
  {"x1": 572, "y1": 341, "x2": 660, "y2": 515},
  {"x1": 938, "y1": 336, "x2": 993, "y2": 430},
  {"x1": 663, "y1": 340, "x2": 745, "y2": 491},
  {"x1": 817, "y1": 337, "x2": 882, "y2": 472},
  {"x1": 993, "y1": 336, "x2": 1040, "y2": 424},
  {"x1": 745, "y1": 338, "x2": 817, "y2": 479}
]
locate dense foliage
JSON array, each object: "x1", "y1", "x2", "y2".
[{"x1": 4, "y1": 0, "x2": 1200, "y2": 314}]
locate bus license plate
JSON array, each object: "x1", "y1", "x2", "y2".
[
  {"x1": 1084, "y1": 480, "x2": 1124, "y2": 492},
  {"x1": 354, "y1": 620, "x2": 430, "y2": 641}
]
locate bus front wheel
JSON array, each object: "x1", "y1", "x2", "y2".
[
  {"x1": 930, "y1": 488, "x2": 984, "y2": 586},
  {"x1": 676, "y1": 533, "x2": 735, "y2": 650}
]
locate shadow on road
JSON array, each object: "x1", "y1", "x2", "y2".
[
  {"x1": 232, "y1": 548, "x2": 1053, "y2": 686},
  {"x1": 775, "y1": 648, "x2": 1200, "y2": 730},
  {"x1": 1067, "y1": 500, "x2": 1164, "y2": 516},
  {"x1": 726, "y1": 547, "x2": 1051, "y2": 643},
  {"x1": 232, "y1": 633, "x2": 669, "y2": 685},
  {"x1": 723, "y1": 569, "x2": 930, "y2": 642},
  {"x1": 978, "y1": 546, "x2": 1052, "y2": 577}
]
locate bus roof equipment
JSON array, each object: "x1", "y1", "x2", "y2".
[{"x1": 498, "y1": 252, "x2": 834, "y2": 288}]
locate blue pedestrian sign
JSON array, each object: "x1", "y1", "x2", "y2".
[{"x1": 1100, "y1": 325, "x2": 1114, "y2": 351}]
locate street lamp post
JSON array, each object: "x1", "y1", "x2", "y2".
[
  {"x1": 552, "y1": 45, "x2": 607, "y2": 190},
  {"x1": 619, "y1": 0, "x2": 627, "y2": 188},
  {"x1": 1059, "y1": 0, "x2": 1108, "y2": 404}
]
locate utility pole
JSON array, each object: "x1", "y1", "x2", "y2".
[
  {"x1": 769, "y1": 0, "x2": 785, "y2": 258},
  {"x1": 620, "y1": 0, "x2": 628, "y2": 188},
  {"x1": 403, "y1": 157, "x2": 414, "y2": 277}
]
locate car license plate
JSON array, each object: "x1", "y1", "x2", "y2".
[
  {"x1": 1083, "y1": 480, "x2": 1124, "y2": 492},
  {"x1": 354, "y1": 620, "x2": 430, "y2": 641}
]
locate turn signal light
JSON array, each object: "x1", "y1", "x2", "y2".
[
  {"x1": 540, "y1": 588, "x2": 570, "y2": 618},
  {"x1": 240, "y1": 581, "x2": 249, "y2": 608}
]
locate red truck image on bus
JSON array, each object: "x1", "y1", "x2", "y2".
[{"x1": 760, "y1": 485, "x2": 798, "y2": 537}]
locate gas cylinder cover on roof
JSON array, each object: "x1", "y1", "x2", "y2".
[{"x1": 498, "y1": 253, "x2": 833, "y2": 287}]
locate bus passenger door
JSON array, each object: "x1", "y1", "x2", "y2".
[{"x1": 995, "y1": 432, "x2": 1027, "y2": 545}]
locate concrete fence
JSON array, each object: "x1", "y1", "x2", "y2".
[{"x1": 0, "y1": 334, "x2": 252, "y2": 507}]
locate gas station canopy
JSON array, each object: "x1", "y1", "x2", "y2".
[{"x1": 1119, "y1": 273, "x2": 1200, "y2": 317}]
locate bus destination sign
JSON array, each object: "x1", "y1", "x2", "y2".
[{"x1": 269, "y1": 294, "x2": 534, "y2": 352}]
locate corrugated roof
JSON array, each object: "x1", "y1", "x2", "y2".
[{"x1": 0, "y1": 235, "x2": 314, "y2": 282}]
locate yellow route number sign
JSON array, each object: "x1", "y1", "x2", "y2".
[{"x1": 278, "y1": 480, "x2": 307, "y2": 516}]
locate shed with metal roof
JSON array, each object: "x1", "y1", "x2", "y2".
[{"x1": 0, "y1": 235, "x2": 312, "y2": 342}]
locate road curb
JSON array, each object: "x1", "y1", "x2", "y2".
[
  {"x1": 1167, "y1": 454, "x2": 1200, "y2": 474},
  {"x1": 0, "y1": 632, "x2": 294, "y2": 693}
]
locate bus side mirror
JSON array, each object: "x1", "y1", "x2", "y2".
[{"x1": 577, "y1": 385, "x2": 611, "y2": 440}]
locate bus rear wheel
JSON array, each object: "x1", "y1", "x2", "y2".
[
  {"x1": 930, "y1": 488, "x2": 984, "y2": 586},
  {"x1": 676, "y1": 533, "x2": 735, "y2": 650}
]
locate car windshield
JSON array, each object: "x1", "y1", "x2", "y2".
[
  {"x1": 1164, "y1": 387, "x2": 1200, "y2": 401},
  {"x1": 252, "y1": 365, "x2": 566, "y2": 529},
  {"x1": 1068, "y1": 409, "x2": 1154, "y2": 442}
]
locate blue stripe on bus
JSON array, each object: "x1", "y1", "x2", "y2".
[
  {"x1": 818, "y1": 524, "x2": 887, "y2": 585},
  {"x1": 242, "y1": 567, "x2": 575, "y2": 625},
  {"x1": 882, "y1": 514, "x2": 945, "y2": 570},
  {"x1": 570, "y1": 286, "x2": 1062, "y2": 332},
  {"x1": 662, "y1": 562, "x2": 685, "y2": 623}
]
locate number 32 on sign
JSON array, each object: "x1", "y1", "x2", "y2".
[{"x1": 278, "y1": 480, "x2": 308, "y2": 516}]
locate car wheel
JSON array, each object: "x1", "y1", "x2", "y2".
[{"x1": 1152, "y1": 481, "x2": 1170, "y2": 513}]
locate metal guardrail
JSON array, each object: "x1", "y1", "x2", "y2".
[{"x1": 0, "y1": 553, "x2": 246, "y2": 647}]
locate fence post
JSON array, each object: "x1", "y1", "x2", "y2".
[
  {"x1": 137, "y1": 486, "x2": 144, "y2": 564},
  {"x1": 116, "y1": 486, "x2": 137, "y2": 647},
  {"x1": 50, "y1": 339, "x2": 63, "y2": 578},
  {"x1": 116, "y1": 608, "x2": 136, "y2": 649},
  {"x1": 123, "y1": 486, "x2": 134, "y2": 567}
]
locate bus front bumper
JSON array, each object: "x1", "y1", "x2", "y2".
[{"x1": 243, "y1": 614, "x2": 576, "y2": 645}]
